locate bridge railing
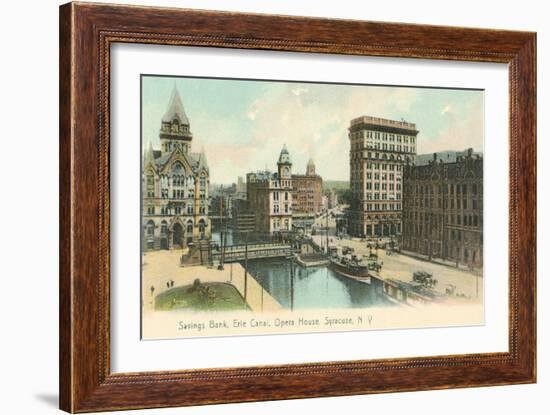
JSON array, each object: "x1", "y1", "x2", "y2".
[
  {"x1": 211, "y1": 242, "x2": 295, "y2": 262},
  {"x1": 217, "y1": 242, "x2": 291, "y2": 252}
]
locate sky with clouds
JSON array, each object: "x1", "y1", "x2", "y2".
[{"x1": 142, "y1": 76, "x2": 483, "y2": 184}]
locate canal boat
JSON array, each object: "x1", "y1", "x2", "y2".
[
  {"x1": 328, "y1": 255, "x2": 372, "y2": 282},
  {"x1": 382, "y1": 278, "x2": 444, "y2": 306}
]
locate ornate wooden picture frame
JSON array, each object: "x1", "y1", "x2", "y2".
[{"x1": 59, "y1": 2, "x2": 536, "y2": 412}]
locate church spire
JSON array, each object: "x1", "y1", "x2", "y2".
[
  {"x1": 159, "y1": 83, "x2": 193, "y2": 155},
  {"x1": 162, "y1": 84, "x2": 189, "y2": 125}
]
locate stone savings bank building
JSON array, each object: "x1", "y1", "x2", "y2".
[{"x1": 142, "y1": 86, "x2": 211, "y2": 250}]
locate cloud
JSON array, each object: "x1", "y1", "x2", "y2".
[
  {"x1": 209, "y1": 84, "x2": 424, "y2": 182},
  {"x1": 419, "y1": 97, "x2": 483, "y2": 154},
  {"x1": 145, "y1": 79, "x2": 483, "y2": 184},
  {"x1": 246, "y1": 100, "x2": 261, "y2": 120},
  {"x1": 291, "y1": 86, "x2": 309, "y2": 96}
]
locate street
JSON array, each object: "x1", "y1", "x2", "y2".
[{"x1": 312, "y1": 234, "x2": 483, "y2": 302}]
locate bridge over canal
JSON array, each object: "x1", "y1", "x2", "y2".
[
  {"x1": 181, "y1": 234, "x2": 321, "y2": 266},
  {"x1": 212, "y1": 242, "x2": 294, "y2": 263}
]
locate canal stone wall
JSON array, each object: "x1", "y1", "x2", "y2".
[{"x1": 143, "y1": 250, "x2": 282, "y2": 313}]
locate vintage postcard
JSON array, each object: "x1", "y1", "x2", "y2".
[{"x1": 141, "y1": 75, "x2": 484, "y2": 339}]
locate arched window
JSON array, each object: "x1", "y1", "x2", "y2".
[
  {"x1": 145, "y1": 172, "x2": 155, "y2": 198},
  {"x1": 198, "y1": 219, "x2": 206, "y2": 232},
  {"x1": 146, "y1": 220, "x2": 155, "y2": 236},
  {"x1": 171, "y1": 162, "x2": 186, "y2": 187},
  {"x1": 160, "y1": 221, "x2": 167, "y2": 235},
  {"x1": 186, "y1": 220, "x2": 193, "y2": 233}
]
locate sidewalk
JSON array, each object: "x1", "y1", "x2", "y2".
[
  {"x1": 142, "y1": 250, "x2": 283, "y2": 313},
  {"x1": 398, "y1": 249, "x2": 482, "y2": 277}
]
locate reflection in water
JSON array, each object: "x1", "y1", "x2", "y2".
[
  {"x1": 212, "y1": 230, "x2": 393, "y2": 310},
  {"x1": 245, "y1": 259, "x2": 392, "y2": 310}
]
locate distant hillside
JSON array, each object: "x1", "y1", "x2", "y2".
[
  {"x1": 415, "y1": 150, "x2": 483, "y2": 166},
  {"x1": 323, "y1": 180, "x2": 349, "y2": 191}
]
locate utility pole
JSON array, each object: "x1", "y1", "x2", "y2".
[
  {"x1": 325, "y1": 211, "x2": 329, "y2": 255},
  {"x1": 261, "y1": 286, "x2": 264, "y2": 312},
  {"x1": 220, "y1": 230, "x2": 225, "y2": 269},
  {"x1": 244, "y1": 231, "x2": 248, "y2": 304},
  {"x1": 290, "y1": 256, "x2": 295, "y2": 311},
  {"x1": 219, "y1": 196, "x2": 225, "y2": 269}
]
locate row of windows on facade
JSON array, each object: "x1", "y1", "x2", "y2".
[
  {"x1": 365, "y1": 193, "x2": 402, "y2": 201},
  {"x1": 171, "y1": 174, "x2": 191, "y2": 187},
  {"x1": 364, "y1": 223, "x2": 402, "y2": 235},
  {"x1": 145, "y1": 190, "x2": 209, "y2": 199},
  {"x1": 162, "y1": 142, "x2": 189, "y2": 153},
  {"x1": 145, "y1": 206, "x2": 207, "y2": 215},
  {"x1": 249, "y1": 179, "x2": 292, "y2": 188},
  {"x1": 145, "y1": 220, "x2": 207, "y2": 237},
  {"x1": 351, "y1": 151, "x2": 407, "y2": 162},
  {"x1": 146, "y1": 221, "x2": 193, "y2": 236},
  {"x1": 273, "y1": 204, "x2": 291, "y2": 214},
  {"x1": 365, "y1": 203, "x2": 402, "y2": 211},
  {"x1": 364, "y1": 163, "x2": 404, "y2": 171},
  {"x1": 351, "y1": 142, "x2": 415, "y2": 153},
  {"x1": 145, "y1": 175, "x2": 206, "y2": 187},
  {"x1": 293, "y1": 183, "x2": 319, "y2": 190},
  {"x1": 405, "y1": 225, "x2": 483, "y2": 243},
  {"x1": 161, "y1": 121, "x2": 190, "y2": 134},
  {"x1": 405, "y1": 225, "x2": 482, "y2": 243},
  {"x1": 276, "y1": 180, "x2": 292, "y2": 188},
  {"x1": 351, "y1": 130, "x2": 416, "y2": 144},
  {"x1": 273, "y1": 191, "x2": 290, "y2": 201},
  {"x1": 273, "y1": 218, "x2": 291, "y2": 230},
  {"x1": 406, "y1": 197, "x2": 482, "y2": 210},
  {"x1": 405, "y1": 182, "x2": 481, "y2": 196},
  {"x1": 405, "y1": 212, "x2": 482, "y2": 228},
  {"x1": 366, "y1": 182, "x2": 402, "y2": 191},
  {"x1": 365, "y1": 172, "x2": 401, "y2": 181}
]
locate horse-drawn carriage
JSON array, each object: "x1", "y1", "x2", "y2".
[{"x1": 412, "y1": 271, "x2": 438, "y2": 288}]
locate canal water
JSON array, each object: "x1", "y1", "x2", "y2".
[
  {"x1": 212, "y1": 230, "x2": 392, "y2": 310},
  {"x1": 245, "y1": 259, "x2": 391, "y2": 310}
]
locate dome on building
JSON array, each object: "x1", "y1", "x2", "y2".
[{"x1": 277, "y1": 144, "x2": 292, "y2": 165}]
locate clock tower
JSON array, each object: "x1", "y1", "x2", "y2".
[{"x1": 277, "y1": 144, "x2": 292, "y2": 180}]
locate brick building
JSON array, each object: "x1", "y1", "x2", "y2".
[
  {"x1": 246, "y1": 145, "x2": 293, "y2": 234},
  {"x1": 401, "y1": 149, "x2": 483, "y2": 267},
  {"x1": 292, "y1": 158, "x2": 323, "y2": 215}
]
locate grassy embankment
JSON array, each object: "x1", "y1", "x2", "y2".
[{"x1": 154, "y1": 280, "x2": 249, "y2": 312}]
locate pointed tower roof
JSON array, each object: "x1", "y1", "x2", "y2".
[
  {"x1": 198, "y1": 146, "x2": 209, "y2": 172},
  {"x1": 162, "y1": 85, "x2": 189, "y2": 125},
  {"x1": 306, "y1": 157, "x2": 316, "y2": 175},
  {"x1": 145, "y1": 141, "x2": 155, "y2": 165},
  {"x1": 277, "y1": 144, "x2": 292, "y2": 165}
]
